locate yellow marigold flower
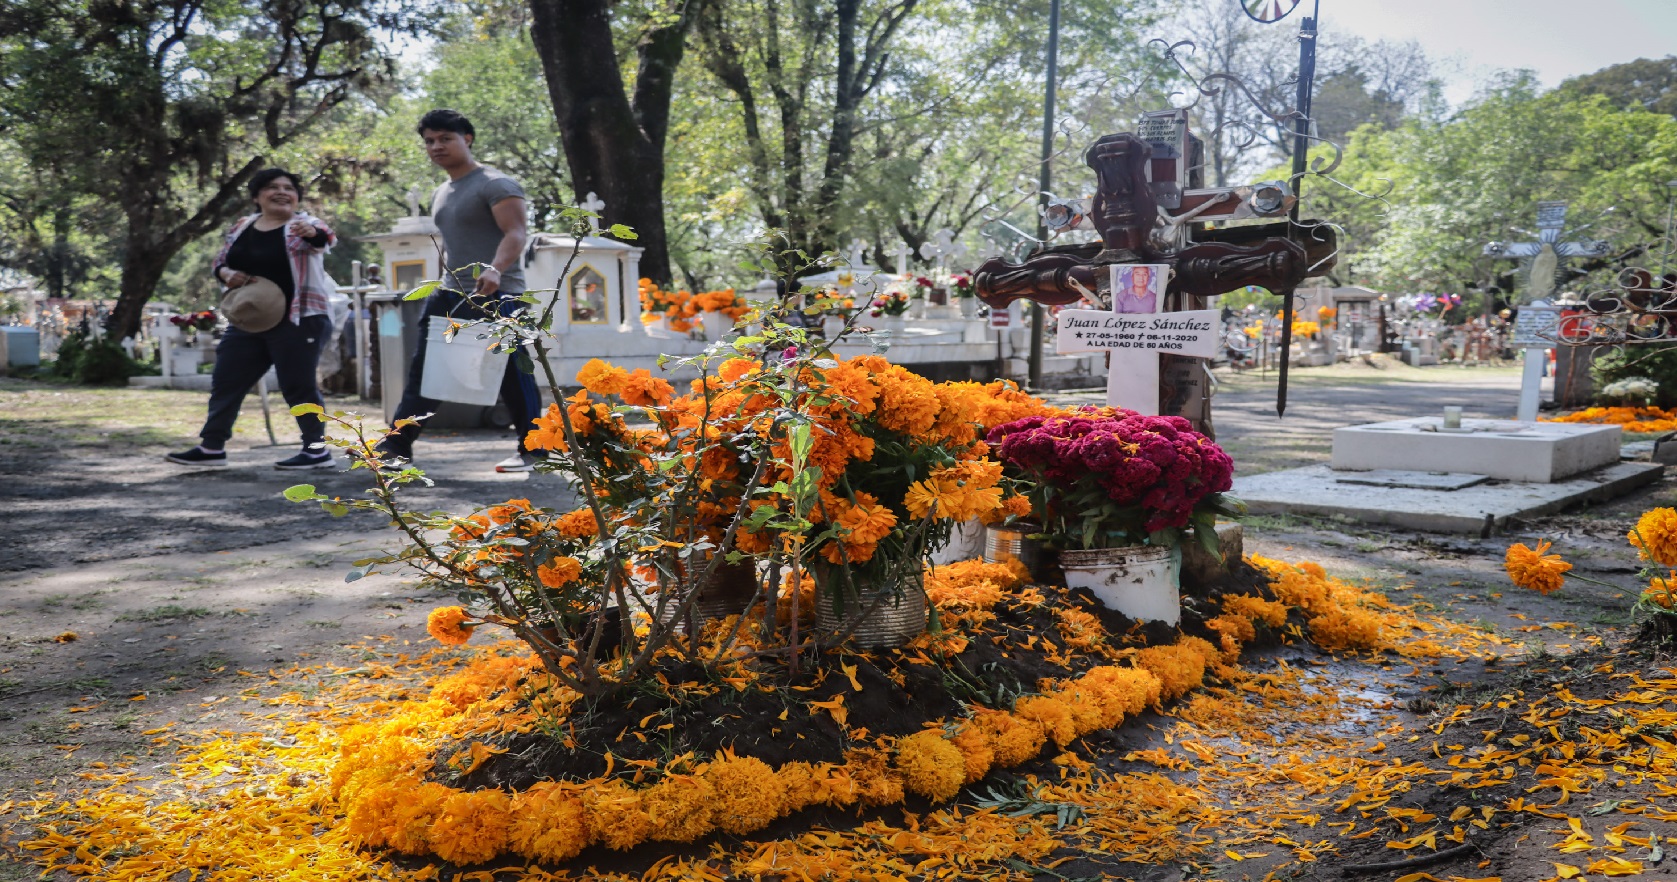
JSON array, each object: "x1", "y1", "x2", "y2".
[
  {"x1": 429, "y1": 789, "x2": 512, "y2": 866},
  {"x1": 703, "y1": 755, "x2": 786, "y2": 835},
  {"x1": 643, "y1": 773, "x2": 717, "y2": 843},
  {"x1": 1504, "y1": 540, "x2": 1571, "y2": 595},
  {"x1": 385, "y1": 781, "x2": 453, "y2": 854},
  {"x1": 582, "y1": 778, "x2": 653, "y2": 851},
  {"x1": 718, "y1": 357, "x2": 757, "y2": 384},
  {"x1": 1307, "y1": 605, "x2": 1390, "y2": 652},
  {"x1": 524, "y1": 403, "x2": 568, "y2": 452},
  {"x1": 950, "y1": 724, "x2": 995, "y2": 784},
  {"x1": 1080, "y1": 665, "x2": 1161, "y2": 720},
  {"x1": 844, "y1": 747, "x2": 906, "y2": 808},
  {"x1": 426, "y1": 606, "x2": 474, "y2": 646},
  {"x1": 895, "y1": 730, "x2": 966, "y2": 802},
  {"x1": 576, "y1": 358, "x2": 630, "y2": 397},
  {"x1": 1135, "y1": 643, "x2": 1206, "y2": 704},
  {"x1": 1014, "y1": 694, "x2": 1077, "y2": 747},
  {"x1": 1222, "y1": 593, "x2": 1289, "y2": 628},
  {"x1": 508, "y1": 782, "x2": 591, "y2": 863},
  {"x1": 777, "y1": 761, "x2": 824, "y2": 812},
  {"x1": 903, "y1": 478, "x2": 961, "y2": 520},
  {"x1": 974, "y1": 708, "x2": 1046, "y2": 767},
  {"x1": 1641, "y1": 576, "x2": 1677, "y2": 610},
  {"x1": 620, "y1": 368, "x2": 675, "y2": 407},
  {"x1": 1630, "y1": 508, "x2": 1677, "y2": 568},
  {"x1": 537, "y1": 556, "x2": 584, "y2": 588}
]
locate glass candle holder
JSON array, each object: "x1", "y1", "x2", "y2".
[{"x1": 1443, "y1": 406, "x2": 1463, "y2": 429}]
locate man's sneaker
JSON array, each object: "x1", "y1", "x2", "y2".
[
  {"x1": 167, "y1": 447, "x2": 228, "y2": 467},
  {"x1": 274, "y1": 450, "x2": 335, "y2": 470},
  {"x1": 494, "y1": 452, "x2": 538, "y2": 473}
]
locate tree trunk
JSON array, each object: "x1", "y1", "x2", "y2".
[
  {"x1": 528, "y1": 0, "x2": 690, "y2": 285},
  {"x1": 106, "y1": 219, "x2": 178, "y2": 340}
]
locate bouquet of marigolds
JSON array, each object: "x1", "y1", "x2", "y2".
[
  {"x1": 1504, "y1": 507, "x2": 1677, "y2": 642},
  {"x1": 987, "y1": 408, "x2": 1237, "y2": 553},
  {"x1": 870, "y1": 290, "x2": 911, "y2": 317}
]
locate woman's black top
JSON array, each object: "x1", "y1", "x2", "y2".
[{"x1": 222, "y1": 223, "x2": 330, "y2": 313}]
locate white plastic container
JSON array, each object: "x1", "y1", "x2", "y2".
[
  {"x1": 419, "y1": 323, "x2": 509, "y2": 406},
  {"x1": 1058, "y1": 545, "x2": 1180, "y2": 625}
]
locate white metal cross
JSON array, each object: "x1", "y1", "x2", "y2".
[
  {"x1": 918, "y1": 229, "x2": 968, "y2": 271},
  {"x1": 580, "y1": 191, "x2": 606, "y2": 234}
]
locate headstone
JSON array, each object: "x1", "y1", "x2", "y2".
[
  {"x1": 1055, "y1": 264, "x2": 1220, "y2": 414},
  {"x1": 889, "y1": 242, "x2": 913, "y2": 277},
  {"x1": 918, "y1": 229, "x2": 967, "y2": 271}
]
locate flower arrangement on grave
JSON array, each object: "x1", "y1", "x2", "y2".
[
  {"x1": 168, "y1": 310, "x2": 218, "y2": 343},
  {"x1": 636, "y1": 280, "x2": 750, "y2": 334},
  {"x1": 951, "y1": 272, "x2": 976, "y2": 300},
  {"x1": 987, "y1": 408, "x2": 1237, "y2": 553},
  {"x1": 870, "y1": 290, "x2": 911, "y2": 317},
  {"x1": 1504, "y1": 507, "x2": 1677, "y2": 642},
  {"x1": 1316, "y1": 305, "x2": 1336, "y2": 325},
  {"x1": 910, "y1": 275, "x2": 934, "y2": 300},
  {"x1": 1289, "y1": 319, "x2": 1321, "y2": 339},
  {"x1": 1544, "y1": 405, "x2": 1677, "y2": 433}
]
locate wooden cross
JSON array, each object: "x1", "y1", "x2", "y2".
[
  {"x1": 1482, "y1": 201, "x2": 1609, "y2": 421},
  {"x1": 579, "y1": 191, "x2": 606, "y2": 233},
  {"x1": 1056, "y1": 265, "x2": 1220, "y2": 414},
  {"x1": 919, "y1": 229, "x2": 967, "y2": 271}
]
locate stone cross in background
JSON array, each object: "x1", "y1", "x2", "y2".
[
  {"x1": 579, "y1": 192, "x2": 606, "y2": 234},
  {"x1": 890, "y1": 241, "x2": 913, "y2": 276},
  {"x1": 405, "y1": 185, "x2": 423, "y2": 217},
  {"x1": 919, "y1": 229, "x2": 968, "y2": 271},
  {"x1": 1482, "y1": 200, "x2": 1611, "y2": 418},
  {"x1": 845, "y1": 238, "x2": 869, "y2": 270}
]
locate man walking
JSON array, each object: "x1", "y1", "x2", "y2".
[{"x1": 379, "y1": 108, "x2": 543, "y2": 473}]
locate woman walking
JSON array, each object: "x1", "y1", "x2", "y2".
[{"x1": 167, "y1": 169, "x2": 339, "y2": 469}]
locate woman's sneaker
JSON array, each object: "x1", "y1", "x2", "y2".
[
  {"x1": 494, "y1": 451, "x2": 538, "y2": 473},
  {"x1": 274, "y1": 449, "x2": 335, "y2": 470},
  {"x1": 166, "y1": 447, "x2": 228, "y2": 467}
]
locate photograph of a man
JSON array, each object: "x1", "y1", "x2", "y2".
[{"x1": 1114, "y1": 264, "x2": 1166, "y2": 314}]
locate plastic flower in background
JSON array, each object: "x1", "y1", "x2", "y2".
[{"x1": 1504, "y1": 541, "x2": 1571, "y2": 595}]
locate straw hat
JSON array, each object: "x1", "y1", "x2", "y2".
[{"x1": 219, "y1": 276, "x2": 286, "y2": 333}]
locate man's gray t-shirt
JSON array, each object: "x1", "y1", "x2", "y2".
[{"x1": 430, "y1": 166, "x2": 526, "y2": 295}]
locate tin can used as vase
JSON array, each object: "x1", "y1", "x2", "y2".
[{"x1": 814, "y1": 568, "x2": 927, "y2": 648}]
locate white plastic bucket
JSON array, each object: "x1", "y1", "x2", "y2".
[
  {"x1": 1059, "y1": 545, "x2": 1180, "y2": 625},
  {"x1": 419, "y1": 322, "x2": 509, "y2": 406}
]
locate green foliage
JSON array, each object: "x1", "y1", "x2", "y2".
[
  {"x1": 1595, "y1": 346, "x2": 1677, "y2": 408},
  {"x1": 50, "y1": 331, "x2": 139, "y2": 385},
  {"x1": 1561, "y1": 56, "x2": 1677, "y2": 117}
]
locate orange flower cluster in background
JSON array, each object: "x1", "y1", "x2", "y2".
[
  {"x1": 1316, "y1": 306, "x2": 1337, "y2": 322},
  {"x1": 637, "y1": 279, "x2": 749, "y2": 332},
  {"x1": 1544, "y1": 406, "x2": 1677, "y2": 434},
  {"x1": 1289, "y1": 320, "x2": 1322, "y2": 339}
]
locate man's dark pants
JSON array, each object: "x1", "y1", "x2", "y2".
[{"x1": 387, "y1": 290, "x2": 542, "y2": 455}]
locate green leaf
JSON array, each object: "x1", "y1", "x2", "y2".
[
  {"x1": 324, "y1": 502, "x2": 349, "y2": 518},
  {"x1": 289, "y1": 403, "x2": 324, "y2": 417},
  {"x1": 515, "y1": 349, "x2": 535, "y2": 375},
  {"x1": 403, "y1": 281, "x2": 439, "y2": 301},
  {"x1": 283, "y1": 484, "x2": 318, "y2": 502},
  {"x1": 608, "y1": 223, "x2": 638, "y2": 240}
]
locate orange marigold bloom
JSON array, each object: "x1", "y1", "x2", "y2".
[
  {"x1": 620, "y1": 368, "x2": 675, "y2": 407},
  {"x1": 554, "y1": 508, "x2": 599, "y2": 539},
  {"x1": 576, "y1": 358, "x2": 630, "y2": 397},
  {"x1": 426, "y1": 606, "x2": 474, "y2": 646},
  {"x1": 537, "y1": 556, "x2": 584, "y2": 588},
  {"x1": 487, "y1": 498, "x2": 533, "y2": 525},
  {"x1": 950, "y1": 724, "x2": 995, "y2": 784},
  {"x1": 718, "y1": 357, "x2": 757, "y2": 384},
  {"x1": 895, "y1": 730, "x2": 966, "y2": 802},
  {"x1": 1504, "y1": 540, "x2": 1571, "y2": 595},
  {"x1": 508, "y1": 782, "x2": 591, "y2": 863},
  {"x1": 702, "y1": 754, "x2": 786, "y2": 835},
  {"x1": 429, "y1": 789, "x2": 512, "y2": 865},
  {"x1": 1014, "y1": 694, "x2": 1077, "y2": 747},
  {"x1": 1630, "y1": 508, "x2": 1677, "y2": 568},
  {"x1": 1135, "y1": 643, "x2": 1206, "y2": 703}
]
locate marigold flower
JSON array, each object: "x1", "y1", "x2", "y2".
[
  {"x1": 1504, "y1": 540, "x2": 1571, "y2": 595},
  {"x1": 1014, "y1": 694, "x2": 1077, "y2": 747},
  {"x1": 1135, "y1": 642, "x2": 1207, "y2": 703},
  {"x1": 576, "y1": 358, "x2": 630, "y2": 396},
  {"x1": 1630, "y1": 508, "x2": 1677, "y2": 568},
  {"x1": 950, "y1": 724, "x2": 995, "y2": 784},
  {"x1": 426, "y1": 606, "x2": 474, "y2": 646},
  {"x1": 554, "y1": 508, "x2": 599, "y2": 539},
  {"x1": 703, "y1": 754, "x2": 786, "y2": 834},
  {"x1": 509, "y1": 783, "x2": 591, "y2": 863},
  {"x1": 643, "y1": 773, "x2": 716, "y2": 842},
  {"x1": 537, "y1": 556, "x2": 584, "y2": 588},
  {"x1": 429, "y1": 789, "x2": 511, "y2": 865},
  {"x1": 895, "y1": 730, "x2": 966, "y2": 802}
]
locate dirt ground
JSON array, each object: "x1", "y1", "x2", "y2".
[{"x1": 0, "y1": 363, "x2": 1671, "y2": 881}]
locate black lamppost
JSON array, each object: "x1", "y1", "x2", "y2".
[{"x1": 1027, "y1": 0, "x2": 1061, "y2": 391}]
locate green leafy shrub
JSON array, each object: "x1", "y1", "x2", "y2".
[{"x1": 1595, "y1": 347, "x2": 1677, "y2": 408}]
